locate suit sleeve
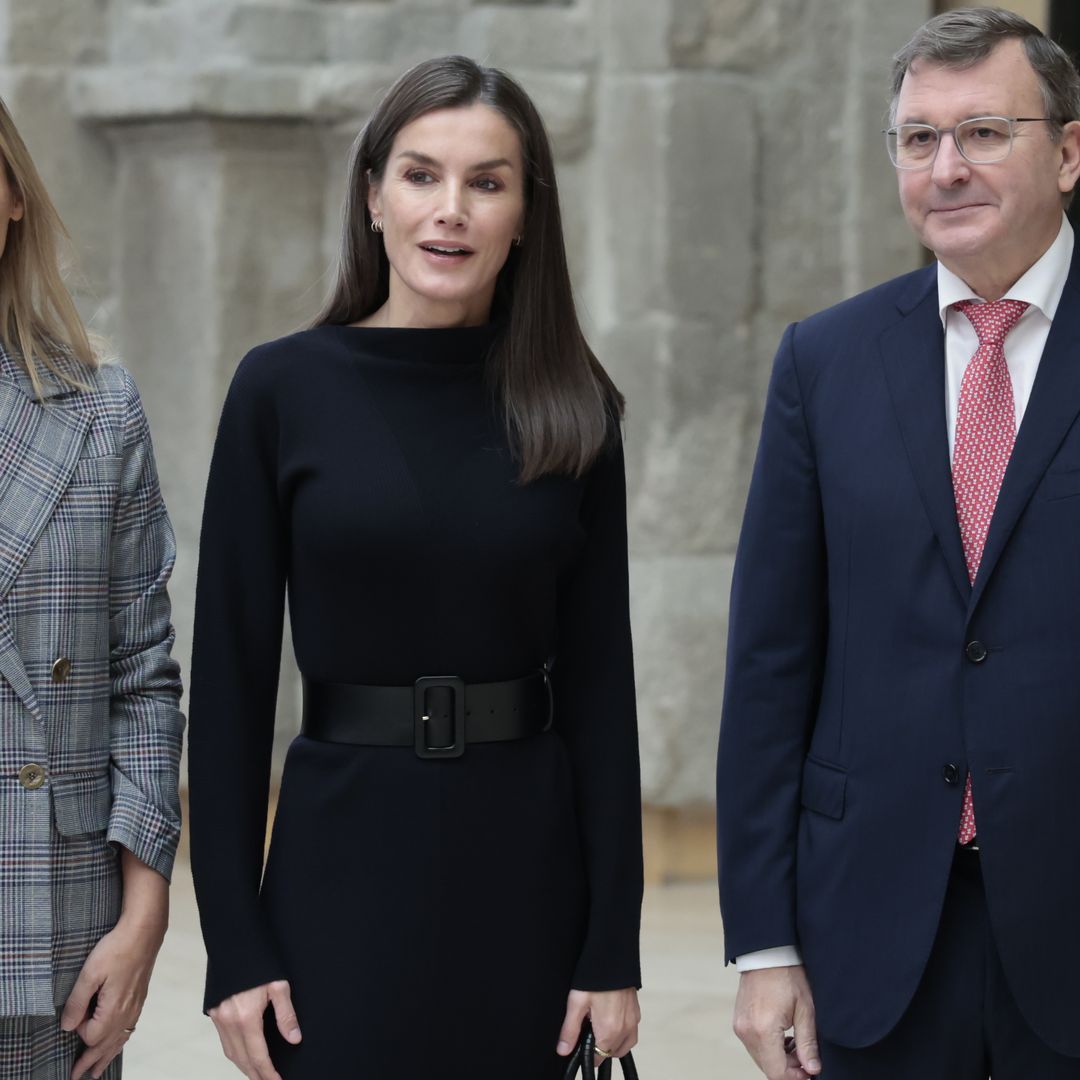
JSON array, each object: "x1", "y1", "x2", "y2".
[
  {"x1": 554, "y1": 427, "x2": 644, "y2": 991},
  {"x1": 717, "y1": 323, "x2": 827, "y2": 964},
  {"x1": 188, "y1": 351, "x2": 288, "y2": 1011},
  {"x1": 106, "y1": 369, "x2": 185, "y2": 881}
]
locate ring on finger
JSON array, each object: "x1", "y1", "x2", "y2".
[{"x1": 595, "y1": 1046, "x2": 613, "y2": 1059}]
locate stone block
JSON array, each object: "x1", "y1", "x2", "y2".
[
  {"x1": 108, "y1": 1, "x2": 232, "y2": 65},
  {"x1": 303, "y1": 65, "x2": 403, "y2": 123},
  {"x1": 459, "y1": 5, "x2": 595, "y2": 71},
  {"x1": 756, "y1": 0, "x2": 924, "y2": 327},
  {"x1": 595, "y1": 0, "x2": 674, "y2": 72},
  {"x1": 224, "y1": 3, "x2": 326, "y2": 64},
  {"x1": 611, "y1": 318, "x2": 754, "y2": 558},
  {"x1": 510, "y1": 71, "x2": 592, "y2": 160},
  {"x1": 551, "y1": 155, "x2": 591, "y2": 294},
  {"x1": 671, "y1": 0, "x2": 813, "y2": 72},
  {"x1": 3, "y1": 0, "x2": 106, "y2": 65},
  {"x1": 325, "y1": 8, "x2": 464, "y2": 65},
  {"x1": 665, "y1": 74, "x2": 755, "y2": 322},
  {"x1": 591, "y1": 76, "x2": 665, "y2": 323},
  {"x1": 631, "y1": 554, "x2": 731, "y2": 806},
  {"x1": 70, "y1": 67, "x2": 311, "y2": 122},
  {"x1": 322, "y1": 6, "x2": 401, "y2": 64}
]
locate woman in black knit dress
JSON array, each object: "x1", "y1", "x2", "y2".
[{"x1": 188, "y1": 56, "x2": 643, "y2": 1080}]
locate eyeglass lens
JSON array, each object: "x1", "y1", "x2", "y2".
[{"x1": 888, "y1": 117, "x2": 1014, "y2": 167}]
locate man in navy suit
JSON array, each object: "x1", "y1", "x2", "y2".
[{"x1": 718, "y1": 8, "x2": 1080, "y2": 1079}]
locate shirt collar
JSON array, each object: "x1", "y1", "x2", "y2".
[{"x1": 937, "y1": 212, "x2": 1074, "y2": 328}]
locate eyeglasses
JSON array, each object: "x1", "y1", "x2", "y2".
[{"x1": 884, "y1": 116, "x2": 1055, "y2": 169}]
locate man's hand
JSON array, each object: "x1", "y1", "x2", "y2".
[{"x1": 733, "y1": 965, "x2": 821, "y2": 1080}]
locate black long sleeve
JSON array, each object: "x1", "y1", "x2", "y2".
[{"x1": 188, "y1": 325, "x2": 642, "y2": 1011}]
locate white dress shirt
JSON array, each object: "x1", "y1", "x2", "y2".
[{"x1": 734, "y1": 214, "x2": 1075, "y2": 975}]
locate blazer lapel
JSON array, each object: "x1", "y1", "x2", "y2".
[
  {"x1": 879, "y1": 267, "x2": 971, "y2": 603},
  {"x1": 0, "y1": 349, "x2": 92, "y2": 718},
  {"x1": 969, "y1": 248, "x2": 1080, "y2": 617}
]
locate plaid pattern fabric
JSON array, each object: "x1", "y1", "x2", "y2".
[
  {"x1": 0, "y1": 345, "x2": 184, "y2": 1019},
  {"x1": 0, "y1": 1012, "x2": 121, "y2": 1080}
]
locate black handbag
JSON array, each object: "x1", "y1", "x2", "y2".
[{"x1": 562, "y1": 1019, "x2": 639, "y2": 1080}]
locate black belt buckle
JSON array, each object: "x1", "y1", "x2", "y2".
[{"x1": 414, "y1": 676, "x2": 466, "y2": 759}]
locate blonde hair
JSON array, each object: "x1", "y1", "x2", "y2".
[{"x1": 0, "y1": 96, "x2": 95, "y2": 395}]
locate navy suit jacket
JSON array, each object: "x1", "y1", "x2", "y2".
[{"x1": 717, "y1": 235, "x2": 1080, "y2": 1056}]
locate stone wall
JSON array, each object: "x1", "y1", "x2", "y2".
[{"x1": 0, "y1": 0, "x2": 927, "y2": 806}]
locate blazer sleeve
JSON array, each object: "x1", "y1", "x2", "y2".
[
  {"x1": 188, "y1": 350, "x2": 288, "y2": 1011},
  {"x1": 105, "y1": 368, "x2": 185, "y2": 881},
  {"x1": 553, "y1": 426, "x2": 644, "y2": 991},
  {"x1": 716, "y1": 323, "x2": 827, "y2": 963}
]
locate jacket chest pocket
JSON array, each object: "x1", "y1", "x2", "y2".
[
  {"x1": 1038, "y1": 467, "x2": 1080, "y2": 503},
  {"x1": 24, "y1": 455, "x2": 121, "y2": 579}
]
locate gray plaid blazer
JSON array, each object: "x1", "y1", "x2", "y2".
[{"x1": 0, "y1": 345, "x2": 184, "y2": 1017}]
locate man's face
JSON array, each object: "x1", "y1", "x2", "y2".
[{"x1": 895, "y1": 39, "x2": 1078, "y2": 282}]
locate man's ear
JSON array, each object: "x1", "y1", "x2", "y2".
[{"x1": 1057, "y1": 120, "x2": 1080, "y2": 197}]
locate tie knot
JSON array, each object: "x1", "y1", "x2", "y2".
[{"x1": 954, "y1": 298, "x2": 1030, "y2": 346}]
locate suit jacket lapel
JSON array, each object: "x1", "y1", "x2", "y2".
[
  {"x1": 969, "y1": 245, "x2": 1080, "y2": 617},
  {"x1": 879, "y1": 266, "x2": 971, "y2": 603},
  {"x1": 0, "y1": 348, "x2": 92, "y2": 718}
]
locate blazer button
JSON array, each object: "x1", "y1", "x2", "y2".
[
  {"x1": 51, "y1": 657, "x2": 72, "y2": 683},
  {"x1": 18, "y1": 763, "x2": 45, "y2": 790},
  {"x1": 943, "y1": 763, "x2": 961, "y2": 785},
  {"x1": 965, "y1": 641, "x2": 988, "y2": 663}
]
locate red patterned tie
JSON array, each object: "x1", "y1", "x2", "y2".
[{"x1": 951, "y1": 298, "x2": 1028, "y2": 845}]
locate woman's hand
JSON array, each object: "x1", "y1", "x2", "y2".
[
  {"x1": 59, "y1": 912, "x2": 165, "y2": 1080},
  {"x1": 61, "y1": 847, "x2": 169, "y2": 1080},
  {"x1": 209, "y1": 981, "x2": 302, "y2": 1080},
  {"x1": 557, "y1": 987, "x2": 640, "y2": 1065}
]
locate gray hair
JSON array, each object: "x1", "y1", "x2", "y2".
[{"x1": 890, "y1": 7, "x2": 1080, "y2": 129}]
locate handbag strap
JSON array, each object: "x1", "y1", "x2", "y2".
[{"x1": 564, "y1": 1019, "x2": 639, "y2": 1080}]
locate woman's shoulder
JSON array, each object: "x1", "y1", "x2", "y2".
[{"x1": 228, "y1": 325, "x2": 351, "y2": 400}]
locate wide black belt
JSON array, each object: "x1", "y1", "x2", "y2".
[{"x1": 301, "y1": 671, "x2": 553, "y2": 759}]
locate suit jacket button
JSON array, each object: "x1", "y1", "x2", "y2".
[
  {"x1": 18, "y1": 763, "x2": 45, "y2": 790},
  {"x1": 51, "y1": 657, "x2": 72, "y2": 683},
  {"x1": 943, "y1": 763, "x2": 961, "y2": 786},
  {"x1": 965, "y1": 641, "x2": 988, "y2": 663}
]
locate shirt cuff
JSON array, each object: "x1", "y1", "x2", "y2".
[{"x1": 735, "y1": 946, "x2": 804, "y2": 972}]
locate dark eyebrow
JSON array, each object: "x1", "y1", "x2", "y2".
[{"x1": 396, "y1": 150, "x2": 515, "y2": 171}]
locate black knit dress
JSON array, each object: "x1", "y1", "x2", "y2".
[{"x1": 187, "y1": 324, "x2": 643, "y2": 1080}]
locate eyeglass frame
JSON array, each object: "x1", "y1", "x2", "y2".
[{"x1": 882, "y1": 116, "x2": 1058, "y2": 170}]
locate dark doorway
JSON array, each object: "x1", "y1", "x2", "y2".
[
  {"x1": 1051, "y1": 0, "x2": 1080, "y2": 228},
  {"x1": 1051, "y1": 1, "x2": 1080, "y2": 56}
]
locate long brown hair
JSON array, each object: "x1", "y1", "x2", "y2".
[
  {"x1": 0, "y1": 97, "x2": 95, "y2": 394},
  {"x1": 315, "y1": 56, "x2": 622, "y2": 482}
]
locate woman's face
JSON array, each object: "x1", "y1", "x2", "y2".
[
  {"x1": 0, "y1": 165, "x2": 24, "y2": 259},
  {"x1": 368, "y1": 104, "x2": 526, "y2": 327}
]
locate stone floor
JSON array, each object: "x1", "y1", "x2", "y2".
[{"x1": 124, "y1": 858, "x2": 754, "y2": 1077}]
